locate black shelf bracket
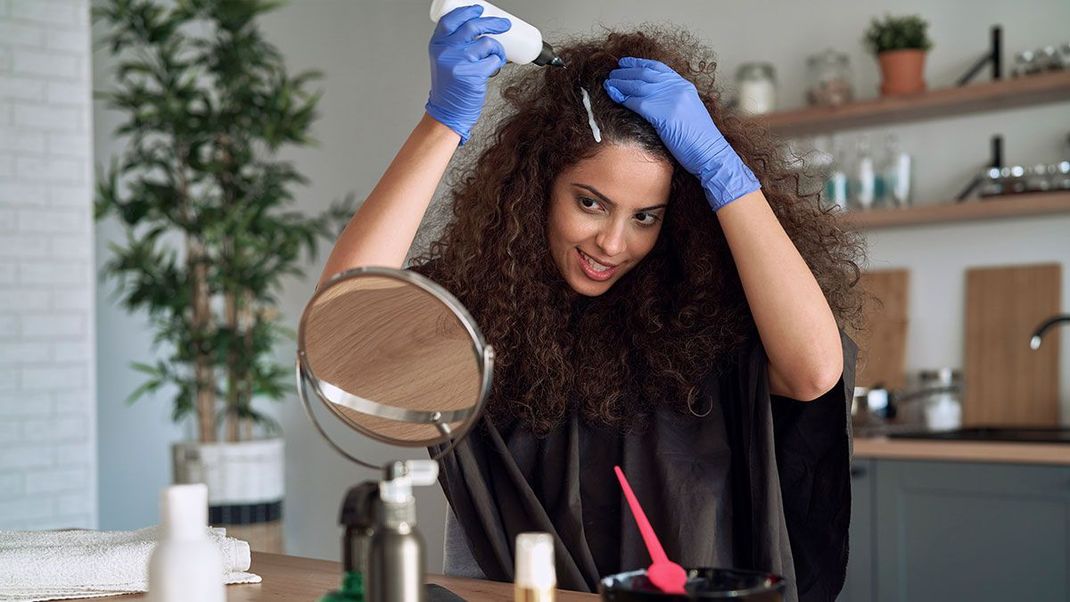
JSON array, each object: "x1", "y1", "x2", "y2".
[
  {"x1": 955, "y1": 134, "x2": 1003, "y2": 201},
  {"x1": 957, "y1": 25, "x2": 1003, "y2": 86}
]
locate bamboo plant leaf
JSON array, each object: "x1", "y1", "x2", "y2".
[{"x1": 95, "y1": 0, "x2": 354, "y2": 443}]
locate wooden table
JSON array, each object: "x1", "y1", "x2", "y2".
[
  {"x1": 853, "y1": 436, "x2": 1070, "y2": 466},
  {"x1": 93, "y1": 552, "x2": 599, "y2": 601}
]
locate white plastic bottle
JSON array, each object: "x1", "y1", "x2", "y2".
[
  {"x1": 821, "y1": 136, "x2": 849, "y2": 210},
  {"x1": 515, "y1": 532, "x2": 556, "y2": 602},
  {"x1": 429, "y1": 0, "x2": 564, "y2": 67},
  {"x1": 852, "y1": 137, "x2": 876, "y2": 210},
  {"x1": 881, "y1": 134, "x2": 913, "y2": 207},
  {"x1": 147, "y1": 484, "x2": 225, "y2": 602}
]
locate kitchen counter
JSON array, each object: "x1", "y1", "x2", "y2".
[
  {"x1": 85, "y1": 552, "x2": 599, "y2": 601},
  {"x1": 853, "y1": 435, "x2": 1070, "y2": 465}
]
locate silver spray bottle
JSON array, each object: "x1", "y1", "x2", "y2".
[{"x1": 366, "y1": 460, "x2": 440, "y2": 602}]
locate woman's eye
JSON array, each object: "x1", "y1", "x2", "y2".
[
  {"x1": 635, "y1": 212, "x2": 661, "y2": 226},
  {"x1": 578, "y1": 197, "x2": 601, "y2": 211}
]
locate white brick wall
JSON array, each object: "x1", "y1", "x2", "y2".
[{"x1": 0, "y1": 0, "x2": 96, "y2": 530}]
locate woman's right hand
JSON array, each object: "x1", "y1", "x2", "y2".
[{"x1": 426, "y1": 5, "x2": 510, "y2": 145}]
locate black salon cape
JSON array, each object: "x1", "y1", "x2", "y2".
[{"x1": 431, "y1": 333, "x2": 857, "y2": 602}]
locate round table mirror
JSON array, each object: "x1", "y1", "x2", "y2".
[{"x1": 296, "y1": 267, "x2": 493, "y2": 467}]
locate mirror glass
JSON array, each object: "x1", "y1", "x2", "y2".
[{"x1": 297, "y1": 268, "x2": 492, "y2": 449}]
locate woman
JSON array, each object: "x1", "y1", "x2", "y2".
[{"x1": 318, "y1": 6, "x2": 864, "y2": 602}]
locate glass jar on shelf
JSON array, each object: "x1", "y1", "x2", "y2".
[
  {"x1": 1059, "y1": 43, "x2": 1070, "y2": 70},
  {"x1": 1039, "y1": 46, "x2": 1061, "y2": 71},
  {"x1": 978, "y1": 167, "x2": 1003, "y2": 197},
  {"x1": 1012, "y1": 50, "x2": 1039, "y2": 77},
  {"x1": 1025, "y1": 164, "x2": 1053, "y2": 193},
  {"x1": 735, "y1": 62, "x2": 777, "y2": 115},
  {"x1": 1001, "y1": 165, "x2": 1027, "y2": 194},
  {"x1": 1054, "y1": 161, "x2": 1070, "y2": 190},
  {"x1": 806, "y1": 49, "x2": 854, "y2": 107}
]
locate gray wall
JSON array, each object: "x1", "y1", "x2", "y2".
[
  {"x1": 1, "y1": 0, "x2": 96, "y2": 531},
  {"x1": 93, "y1": 0, "x2": 1070, "y2": 569}
]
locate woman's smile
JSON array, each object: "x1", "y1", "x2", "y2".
[
  {"x1": 577, "y1": 247, "x2": 620, "y2": 280},
  {"x1": 576, "y1": 248, "x2": 621, "y2": 281}
]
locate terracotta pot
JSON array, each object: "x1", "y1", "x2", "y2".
[{"x1": 877, "y1": 49, "x2": 927, "y2": 96}]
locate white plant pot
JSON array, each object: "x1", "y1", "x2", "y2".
[{"x1": 172, "y1": 438, "x2": 285, "y2": 551}]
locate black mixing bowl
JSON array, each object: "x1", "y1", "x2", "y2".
[{"x1": 599, "y1": 567, "x2": 786, "y2": 601}]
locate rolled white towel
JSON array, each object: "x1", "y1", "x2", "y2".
[{"x1": 0, "y1": 526, "x2": 261, "y2": 601}]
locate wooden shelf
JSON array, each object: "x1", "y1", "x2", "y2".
[
  {"x1": 840, "y1": 191, "x2": 1070, "y2": 230},
  {"x1": 761, "y1": 71, "x2": 1070, "y2": 137}
]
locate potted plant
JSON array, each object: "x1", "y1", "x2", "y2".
[
  {"x1": 93, "y1": 0, "x2": 351, "y2": 551},
  {"x1": 864, "y1": 14, "x2": 933, "y2": 96}
]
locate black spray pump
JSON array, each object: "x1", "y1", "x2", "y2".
[
  {"x1": 535, "y1": 42, "x2": 566, "y2": 68},
  {"x1": 341, "y1": 482, "x2": 381, "y2": 577},
  {"x1": 319, "y1": 482, "x2": 380, "y2": 602}
]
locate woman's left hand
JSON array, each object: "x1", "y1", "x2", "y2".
[{"x1": 604, "y1": 57, "x2": 760, "y2": 210}]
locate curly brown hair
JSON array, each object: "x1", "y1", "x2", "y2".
[{"x1": 412, "y1": 26, "x2": 865, "y2": 434}]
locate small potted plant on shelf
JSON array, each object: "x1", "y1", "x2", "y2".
[
  {"x1": 864, "y1": 14, "x2": 933, "y2": 96},
  {"x1": 94, "y1": 0, "x2": 351, "y2": 552}
]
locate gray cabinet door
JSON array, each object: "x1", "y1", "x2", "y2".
[
  {"x1": 838, "y1": 460, "x2": 876, "y2": 602},
  {"x1": 875, "y1": 460, "x2": 1070, "y2": 602}
]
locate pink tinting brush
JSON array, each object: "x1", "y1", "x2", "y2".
[{"x1": 614, "y1": 465, "x2": 688, "y2": 595}]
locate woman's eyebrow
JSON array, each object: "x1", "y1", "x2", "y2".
[{"x1": 572, "y1": 183, "x2": 668, "y2": 212}]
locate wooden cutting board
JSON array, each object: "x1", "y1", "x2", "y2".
[
  {"x1": 964, "y1": 263, "x2": 1061, "y2": 426},
  {"x1": 851, "y1": 269, "x2": 910, "y2": 391}
]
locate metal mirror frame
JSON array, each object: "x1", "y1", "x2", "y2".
[{"x1": 296, "y1": 266, "x2": 494, "y2": 470}]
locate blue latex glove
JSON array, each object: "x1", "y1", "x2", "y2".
[
  {"x1": 604, "y1": 57, "x2": 760, "y2": 211},
  {"x1": 426, "y1": 5, "x2": 510, "y2": 145}
]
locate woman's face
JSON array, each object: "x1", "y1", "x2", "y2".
[{"x1": 547, "y1": 143, "x2": 673, "y2": 297}]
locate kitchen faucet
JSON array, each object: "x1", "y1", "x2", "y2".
[{"x1": 1029, "y1": 314, "x2": 1070, "y2": 350}]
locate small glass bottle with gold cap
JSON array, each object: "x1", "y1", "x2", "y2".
[{"x1": 515, "y1": 533, "x2": 556, "y2": 602}]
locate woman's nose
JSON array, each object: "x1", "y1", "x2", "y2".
[{"x1": 595, "y1": 221, "x2": 627, "y2": 257}]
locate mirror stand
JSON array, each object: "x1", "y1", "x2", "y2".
[{"x1": 295, "y1": 267, "x2": 495, "y2": 602}]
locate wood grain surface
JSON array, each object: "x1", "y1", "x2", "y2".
[
  {"x1": 841, "y1": 191, "x2": 1070, "y2": 231},
  {"x1": 761, "y1": 70, "x2": 1070, "y2": 136},
  {"x1": 964, "y1": 263, "x2": 1062, "y2": 426},
  {"x1": 853, "y1": 436, "x2": 1070, "y2": 466},
  {"x1": 88, "y1": 552, "x2": 600, "y2": 601},
  {"x1": 852, "y1": 269, "x2": 910, "y2": 391},
  {"x1": 301, "y1": 275, "x2": 483, "y2": 444}
]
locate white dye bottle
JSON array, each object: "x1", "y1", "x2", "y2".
[
  {"x1": 147, "y1": 484, "x2": 224, "y2": 602},
  {"x1": 430, "y1": 0, "x2": 564, "y2": 67},
  {"x1": 515, "y1": 532, "x2": 556, "y2": 602}
]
